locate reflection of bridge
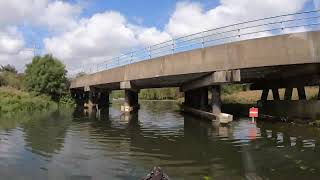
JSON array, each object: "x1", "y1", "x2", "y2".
[{"x1": 70, "y1": 11, "x2": 320, "y2": 119}]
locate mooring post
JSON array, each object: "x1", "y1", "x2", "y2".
[{"x1": 211, "y1": 85, "x2": 221, "y2": 115}]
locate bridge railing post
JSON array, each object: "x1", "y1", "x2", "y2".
[
  {"x1": 148, "y1": 46, "x2": 151, "y2": 59},
  {"x1": 201, "y1": 32, "x2": 204, "y2": 48},
  {"x1": 130, "y1": 51, "x2": 133, "y2": 63},
  {"x1": 171, "y1": 39, "x2": 175, "y2": 54}
]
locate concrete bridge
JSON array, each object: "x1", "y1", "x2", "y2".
[{"x1": 70, "y1": 11, "x2": 320, "y2": 120}]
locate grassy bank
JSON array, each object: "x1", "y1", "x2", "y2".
[{"x1": 0, "y1": 87, "x2": 57, "y2": 114}]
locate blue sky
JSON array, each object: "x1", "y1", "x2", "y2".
[{"x1": 0, "y1": 0, "x2": 318, "y2": 72}]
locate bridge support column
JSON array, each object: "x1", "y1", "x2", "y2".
[
  {"x1": 71, "y1": 89, "x2": 85, "y2": 111},
  {"x1": 297, "y1": 87, "x2": 306, "y2": 100},
  {"x1": 318, "y1": 86, "x2": 320, "y2": 100},
  {"x1": 121, "y1": 90, "x2": 139, "y2": 113},
  {"x1": 184, "y1": 87, "x2": 208, "y2": 110},
  {"x1": 211, "y1": 85, "x2": 221, "y2": 115},
  {"x1": 199, "y1": 87, "x2": 208, "y2": 110},
  {"x1": 284, "y1": 88, "x2": 293, "y2": 100},
  {"x1": 97, "y1": 91, "x2": 110, "y2": 109},
  {"x1": 272, "y1": 88, "x2": 280, "y2": 100},
  {"x1": 261, "y1": 89, "x2": 269, "y2": 101},
  {"x1": 87, "y1": 88, "x2": 98, "y2": 113}
]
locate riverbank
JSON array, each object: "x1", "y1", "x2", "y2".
[{"x1": 0, "y1": 87, "x2": 57, "y2": 114}]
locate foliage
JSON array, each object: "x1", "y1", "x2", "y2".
[
  {"x1": 0, "y1": 64, "x2": 17, "y2": 74},
  {"x1": 24, "y1": 54, "x2": 68, "y2": 101},
  {"x1": 0, "y1": 71, "x2": 24, "y2": 89},
  {"x1": 110, "y1": 90, "x2": 124, "y2": 99},
  {"x1": 0, "y1": 87, "x2": 56, "y2": 114},
  {"x1": 59, "y1": 93, "x2": 75, "y2": 106},
  {"x1": 110, "y1": 88, "x2": 182, "y2": 100},
  {"x1": 139, "y1": 88, "x2": 182, "y2": 100},
  {"x1": 221, "y1": 84, "x2": 248, "y2": 95}
]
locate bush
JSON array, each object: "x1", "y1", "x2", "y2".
[
  {"x1": 0, "y1": 72, "x2": 24, "y2": 89},
  {"x1": 0, "y1": 87, "x2": 56, "y2": 113},
  {"x1": 24, "y1": 54, "x2": 68, "y2": 101}
]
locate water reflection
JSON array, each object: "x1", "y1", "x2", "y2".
[{"x1": 0, "y1": 101, "x2": 320, "y2": 179}]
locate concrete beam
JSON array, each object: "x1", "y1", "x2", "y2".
[
  {"x1": 181, "y1": 70, "x2": 240, "y2": 92},
  {"x1": 120, "y1": 81, "x2": 139, "y2": 92},
  {"x1": 251, "y1": 75, "x2": 320, "y2": 90}
]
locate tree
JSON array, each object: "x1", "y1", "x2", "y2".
[
  {"x1": 24, "y1": 54, "x2": 68, "y2": 101},
  {"x1": 0, "y1": 64, "x2": 17, "y2": 74}
]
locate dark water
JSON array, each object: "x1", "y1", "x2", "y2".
[{"x1": 1, "y1": 101, "x2": 320, "y2": 180}]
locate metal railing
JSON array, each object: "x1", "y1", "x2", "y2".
[{"x1": 78, "y1": 10, "x2": 320, "y2": 75}]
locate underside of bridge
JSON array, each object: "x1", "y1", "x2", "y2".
[
  {"x1": 71, "y1": 63, "x2": 320, "y2": 121},
  {"x1": 70, "y1": 31, "x2": 320, "y2": 121}
]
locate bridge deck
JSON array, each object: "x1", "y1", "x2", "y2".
[{"x1": 70, "y1": 31, "x2": 320, "y2": 90}]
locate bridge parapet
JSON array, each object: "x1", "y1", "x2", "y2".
[{"x1": 74, "y1": 10, "x2": 320, "y2": 75}]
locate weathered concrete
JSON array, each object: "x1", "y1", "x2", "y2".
[
  {"x1": 181, "y1": 70, "x2": 240, "y2": 92},
  {"x1": 211, "y1": 86, "x2": 221, "y2": 115},
  {"x1": 71, "y1": 31, "x2": 320, "y2": 90},
  {"x1": 70, "y1": 31, "x2": 320, "y2": 120},
  {"x1": 199, "y1": 87, "x2": 208, "y2": 110},
  {"x1": 121, "y1": 90, "x2": 139, "y2": 112}
]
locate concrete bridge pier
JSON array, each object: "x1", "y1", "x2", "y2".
[
  {"x1": 121, "y1": 90, "x2": 139, "y2": 113},
  {"x1": 120, "y1": 81, "x2": 140, "y2": 113},
  {"x1": 255, "y1": 83, "x2": 320, "y2": 119},
  {"x1": 184, "y1": 87, "x2": 208, "y2": 110},
  {"x1": 71, "y1": 89, "x2": 85, "y2": 111},
  {"x1": 211, "y1": 85, "x2": 221, "y2": 115}
]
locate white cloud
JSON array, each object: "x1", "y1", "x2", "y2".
[
  {"x1": 165, "y1": 0, "x2": 310, "y2": 37},
  {"x1": 0, "y1": 27, "x2": 33, "y2": 71},
  {"x1": 44, "y1": 11, "x2": 172, "y2": 71},
  {"x1": 0, "y1": 0, "x2": 81, "y2": 72},
  {"x1": 44, "y1": 11, "x2": 138, "y2": 70},
  {"x1": 0, "y1": 0, "x2": 48, "y2": 27},
  {"x1": 0, "y1": 0, "x2": 313, "y2": 73},
  {"x1": 36, "y1": 1, "x2": 81, "y2": 32}
]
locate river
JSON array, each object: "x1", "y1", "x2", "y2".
[{"x1": 0, "y1": 101, "x2": 320, "y2": 180}]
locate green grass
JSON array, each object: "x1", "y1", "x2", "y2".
[{"x1": 0, "y1": 87, "x2": 57, "y2": 114}]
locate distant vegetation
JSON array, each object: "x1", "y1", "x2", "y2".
[
  {"x1": 0, "y1": 54, "x2": 74, "y2": 114},
  {"x1": 111, "y1": 88, "x2": 183, "y2": 100}
]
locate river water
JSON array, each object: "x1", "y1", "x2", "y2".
[{"x1": 0, "y1": 101, "x2": 320, "y2": 180}]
